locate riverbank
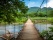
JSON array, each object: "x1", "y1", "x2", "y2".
[{"x1": 0, "y1": 17, "x2": 53, "y2": 25}]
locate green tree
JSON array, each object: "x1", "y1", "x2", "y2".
[
  {"x1": 41, "y1": 27, "x2": 53, "y2": 40},
  {"x1": 0, "y1": 0, "x2": 28, "y2": 23},
  {"x1": 38, "y1": 13, "x2": 43, "y2": 17},
  {"x1": 48, "y1": 10, "x2": 53, "y2": 17}
]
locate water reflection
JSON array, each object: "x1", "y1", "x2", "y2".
[
  {"x1": 0, "y1": 38, "x2": 6, "y2": 40},
  {"x1": 0, "y1": 24, "x2": 53, "y2": 36}
]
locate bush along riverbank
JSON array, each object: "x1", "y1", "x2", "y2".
[
  {"x1": 0, "y1": 17, "x2": 53, "y2": 25},
  {"x1": 41, "y1": 26, "x2": 53, "y2": 40}
]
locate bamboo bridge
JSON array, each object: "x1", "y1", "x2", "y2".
[{"x1": 0, "y1": 19, "x2": 44, "y2": 40}]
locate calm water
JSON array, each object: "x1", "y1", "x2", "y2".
[{"x1": 0, "y1": 23, "x2": 53, "y2": 40}]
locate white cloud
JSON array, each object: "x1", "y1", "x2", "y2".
[
  {"x1": 43, "y1": 0, "x2": 53, "y2": 8},
  {"x1": 28, "y1": 2, "x2": 36, "y2": 8}
]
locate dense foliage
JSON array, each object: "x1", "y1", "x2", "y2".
[
  {"x1": 41, "y1": 27, "x2": 53, "y2": 40},
  {"x1": 0, "y1": 0, "x2": 53, "y2": 24},
  {"x1": 27, "y1": 7, "x2": 53, "y2": 17},
  {"x1": 0, "y1": 0, "x2": 28, "y2": 23},
  {"x1": 27, "y1": 10, "x2": 53, "y2": 17}
]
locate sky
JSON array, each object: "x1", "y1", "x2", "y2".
[
  {"x1": 43, "y1": 0, "x2": 53, "y2": 8},
  {"x1": 24, "y1": 0, "x2": 53, "y2": 8}
]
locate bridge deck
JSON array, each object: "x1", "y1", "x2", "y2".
[{"x1": 17, "y1": 19, "x2": 44, "y2": 40}]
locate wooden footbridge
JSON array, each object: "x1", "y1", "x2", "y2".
[
  {"x1": 16, "y1": 19, "x2": 44, "y2": 40},
  {"x1": 0, "y1": 19, "x2": 44, "y2": 40}
]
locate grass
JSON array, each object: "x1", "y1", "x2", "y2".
[
  {"x1": 15, "y1": 17, "x2": 53, "y2": 24},
  {"x1": 0, "y1": 17, "x2": 53, "y2": 24}
]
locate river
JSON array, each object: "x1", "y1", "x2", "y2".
[{"x1": 0, "y1": 23, "x2": 53, "y2": 36}]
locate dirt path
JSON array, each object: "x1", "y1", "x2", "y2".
[{"x1": 17, "y1": 19, "x2": 44, "y2": 40}]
